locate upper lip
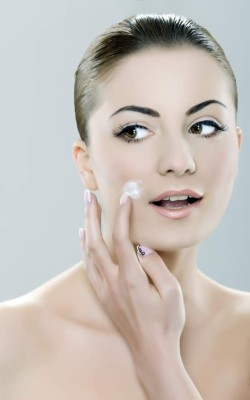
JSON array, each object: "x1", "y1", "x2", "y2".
[{"x1": 150, "y1": 189, "x2": 203, "y2": 203}]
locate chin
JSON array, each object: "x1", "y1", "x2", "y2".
[{"x1": 131, "y1": 230, "x2": 202, "y2": 251}]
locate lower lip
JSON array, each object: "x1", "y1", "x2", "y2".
[{"x1": 149, "y1": 199, "x2": 203, "y2": 220}]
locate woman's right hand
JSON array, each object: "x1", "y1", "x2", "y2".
[{"x1": 79, "y1": 189, "x2": 186, "y2": 362}]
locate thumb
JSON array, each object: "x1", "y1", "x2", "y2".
[{"x1": 137, "y1": 244, "x2": 180, "y2": 297}]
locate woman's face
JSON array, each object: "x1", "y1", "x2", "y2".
[{"x1": 83, "y1": 47, "x2": 242, "y2": 250}]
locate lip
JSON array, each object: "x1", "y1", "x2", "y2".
[
  {"x1": 150, "y1": 188, "x2": 203, "y2": 202},
  {"x1": 149, "y1": 198, "x2": 203, "y2": 220}
]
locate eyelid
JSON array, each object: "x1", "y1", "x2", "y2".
[
  {"x1": 115, "y1": 117, "x2": 223, "y2": 131},
  {"x1": 187, "y1": 117, "x2": 223, "y2": 129},
  {"x1": 112, "y1": 122, "x2": 152, "y2": 136},
  {"x1": 112, "y1": 118, "x2": 227, "y2": 140}
]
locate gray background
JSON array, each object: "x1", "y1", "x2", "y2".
[{"x1": 0, "y1": 0, "x2": 249, "y2": 302}]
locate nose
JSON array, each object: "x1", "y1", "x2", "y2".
[{"x1": 158, "y1": 134, "x2": 196, "y2": 176}]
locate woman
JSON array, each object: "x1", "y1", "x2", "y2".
[{"x1": 1, "y1": 13, "x2": 249, "y2": 399}]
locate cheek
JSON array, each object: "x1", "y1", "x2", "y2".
[
  {"x1": 200, "y1": 138, "x2": 238, "y2": 233},
  {"x1": 93, "y1": 143, "x2": 147, "y2": 185},
  {"x1": 90, "y1": 142, "x2": 145, "y2": 218},
  {"x1": 206, "y1": 142, "x2": 238, "y2": 190}
]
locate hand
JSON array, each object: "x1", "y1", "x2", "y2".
[{"x1": 79, "y1": 189, "x2": 186, "y2": 360}]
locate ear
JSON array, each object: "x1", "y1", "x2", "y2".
[
  {"x1": 235, "y1": 126, "x2": 243, "y2": 177},
  {"x1": 72, "y1": 139, "x2": 98, "y2": 190}
]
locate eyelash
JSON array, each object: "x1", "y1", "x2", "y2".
[{"x1": 112, "y1": 121, "x2": 229, "y2": 143}]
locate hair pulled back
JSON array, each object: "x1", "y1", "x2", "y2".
[{"x1": 74, "y1": 13, "x2": 238, "y2": 147}]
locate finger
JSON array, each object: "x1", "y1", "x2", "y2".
[
  {"x1": 79, "y1": 227, "x2": 107, "y2": 303},
  {"x1": 95, "y1": 197, "x2": 102, "y2": 228},
  {"x1": 85, "y1": 191, "x2": 118, "y2": 284},
  {"x1": 137, "y1": 245, "x2": 180, "y2": 299},
  {"x1": 113, "y1": 192, "x2": 147, "y2": 286}
]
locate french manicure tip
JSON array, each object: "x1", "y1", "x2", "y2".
[
  {"x1": 79, "y1": 228, "x2": 85, "y2": 241},
  {"x1": 84, "y1": 189, "x2": 92, "y2": 205}
]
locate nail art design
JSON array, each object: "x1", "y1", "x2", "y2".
[
  {"x1": 137, "y1": 244, "x2": 154, "y2": 256},
  {"x1": 137, "y1": 245, "x2": 146, "y2": 256}
]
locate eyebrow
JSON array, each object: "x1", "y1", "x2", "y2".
[{"x1": 109, "y1": 99, "x2": 227, "y2": 119}]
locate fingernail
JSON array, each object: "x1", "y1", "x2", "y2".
[
  {"x1": 120, "y1": 191, "x2": 129, "y2": 205},
  {"x1": 84, "y1": 189, "x2": 92, "y2": 205},
  {"x1": 79, "y1": 228, "x2": 85, "y2": 241},
  {"x1": 137, "y1": 244, "x2": 154, "y2": 256}
]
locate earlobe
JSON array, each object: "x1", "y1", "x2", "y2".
[
  {"x1": 235, "y1": 127, "x2": 243, "y2": 178},
  {"x1": 236, "y1": 126, "x2": 243, "y2": 149},
  {"x1": 72, "y1": 139, "x2": 98, "y2": 190}
]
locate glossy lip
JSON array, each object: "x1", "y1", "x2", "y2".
[
  {"x1": 150, "y1": 188, "x2": 203, "y2": 203},
  {"x1": 149, "y1": 198, "x2": 203, "y2": 219}
]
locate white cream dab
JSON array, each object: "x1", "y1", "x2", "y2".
[{"x1": 122, "y1": 180, "x2": 143, "y2": 199}]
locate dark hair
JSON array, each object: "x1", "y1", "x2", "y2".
[{"x1": 74, "y1": 13, "x2": 238, "y2": 147}]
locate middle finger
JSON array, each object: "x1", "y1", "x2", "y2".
[{"x1": 113, "y1": 191, "x2": 148, "y2": 286}]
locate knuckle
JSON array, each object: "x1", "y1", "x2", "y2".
[
  {"x1": 112, "y1": 229, "x2": 125, "y2": 246},
  {"x1": 162, "y1": 283, "x2": 180, "y2": 299},
  {"x1": 124, "y1": 274, "x2": 137, "y2": 290},
  {"x1": 87, "y1": 240, "x2": 98, "y2": 253}
]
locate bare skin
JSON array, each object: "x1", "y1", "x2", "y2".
[
  {"x1": 1, "y1": 47, "x2": 250, "y2": 399},
  {"x1": 0, "y1": 261, "x2": 250, "y2": 399}
]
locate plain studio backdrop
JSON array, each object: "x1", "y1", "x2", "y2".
[{"x1": 0, "y1": 0, "x2": 249, "y2": 301}]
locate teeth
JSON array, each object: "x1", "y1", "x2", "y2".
[{"x1": 162, "y1": 195, "x2": 189, "y2": 201}]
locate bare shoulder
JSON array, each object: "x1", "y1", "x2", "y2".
[
  {"x1": 0, "y1": 296, "x2": 44, "y2": 399},
  {"x1": 217, "y1": 284, "x2": 250, "y2": 331},
  {"x1": 231, "y1": 289, "x2": 250, "y2": 390},
  {"x1": 203, "y1": 269, "x2": 250, "y2": 322},
  {"x1": 0, "y1": 262, "x2": 86, "y2": 399},
  {"x1": 0, "y1": 261, "x2": 88, "y2": 365},
  {"x1": 224, "y1": 286, "x2": 250, "y2": 319},
  {"x1": 221, "y1": 286, "x2": 250, "y2": 369},
  {"x1": 0, "y1": 296, "x2": 44, "y2": 367},
  {"x1": 0, "y1": 264, "x2": 77, "y2": 365}
]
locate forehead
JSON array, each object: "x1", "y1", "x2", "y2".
[{"x1": 96, "y1": 47, "x2": 233, "y2": 114}]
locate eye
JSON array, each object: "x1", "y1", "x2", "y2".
[
  {"x1": 112, "y1": 123, "x2": 150, "y2": 143},
  {"x1": 189, "y1": 120, "x2": 228, "y2": 138}
]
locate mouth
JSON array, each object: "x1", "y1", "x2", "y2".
[
  {"x1": 148, "y1": 195, "x2": 204, "y2": 220},
  {"x1": 149, "y1": 196, "x2": 203, "y2": 209}
]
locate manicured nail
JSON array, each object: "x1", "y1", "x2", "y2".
[
  {"x1": 120, "y1": 191, "x2": 129, "y2": 205},
  {"x1": 84, "y1": 189, "x2": 92, "y2": 205},
  {"x1": 137, "y1": 244, "x2": 154, "y2": 256},
  {"x1": 79, "y1": 228, "x2": 85, "y2": 241}
]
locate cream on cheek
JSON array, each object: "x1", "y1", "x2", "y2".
[{"x1": 122, "y1": 180, "x2": 143, "y2": 199}]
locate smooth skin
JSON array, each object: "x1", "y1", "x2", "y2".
[{"x1": 0, "y1": 47, "x2": 250, "y2": 399}]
